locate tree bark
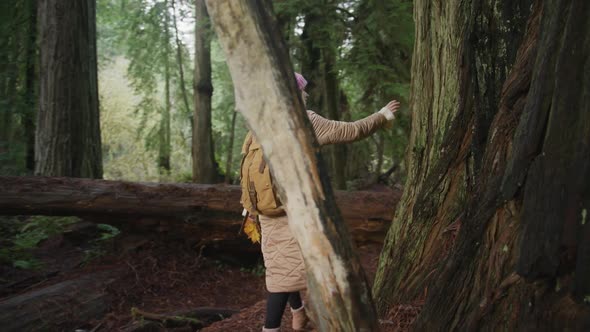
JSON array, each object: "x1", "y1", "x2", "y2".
[
  {"x1": 23, "y1": 0, "x2": 37, "y2": 173},
  {"x1": 192, "y1": 0, "x2": 217, "y2": 183},
  {"x1": 0, "y1": 270, "x2": 118, "y2": 332},
  {"x1": 0, "y1": 176, "x2": 400, "y2": 229},
  {"x1": 171, "y1": 0, "x2": 192, "y2": 116},
  {"x1": 159, "y1": 0, "x2": 172, "y2": 174},
  {"x1": 374, "y1": 0, "x2": 590, "y2": 330},
  {"x1": 36, "y1": 0, "x2": 102, "y2": 178},
  {"x1": 205, "y1": 1, "x2": 379, "y2": 330},
  {"x1": 300, "y1": 12, "x2": 322, "y2": 112},
  {"x1": 323, "y1": 45, "x2": 347, "y2": 189}
]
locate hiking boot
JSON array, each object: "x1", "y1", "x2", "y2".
[
  {"x1": 262, "y1": 327, "x2": 280, "y2": 332},
  {"x1": 291, "y1": 305, "x2": 312, "y2": 331}
]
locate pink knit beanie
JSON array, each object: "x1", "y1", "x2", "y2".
[{"x1": 295, "y1": 72, "x2": 307, "y2": 91}]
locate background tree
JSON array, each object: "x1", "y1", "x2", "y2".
[
  {"x1": 374, "y1": 0, "x2": 590, "y2": 329},
  {"x1": 158, "y1": 0, "x2": 172, "y2": 174},
  {"x1": 0, "y1": 0, "x2": 37, "y2": 175},
  {"x1": 342, "y1": 0, "x2": 413, "y2": 185},
  {"x1": 192, "y1": 0, "x2": 218, "y2": 183},
  {"x1": 108, "y1": 0, "x2": 195, "y2": 178},
  {"x1": 275, "y1": 0, "x2": 413, "y2": 189},
  {"x1": 36, "y1": 0, "x2": 102, "y2": 178},
  {"x1": 91, "y1": 0, "x2": 413, "y2": 186}
]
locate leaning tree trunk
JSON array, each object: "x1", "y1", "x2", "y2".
[
  {"x1": 192, "y1": 0, "x2": 217, "y2": 183},
  {"x1": 205, "y1": 1, "x2": 379, "y2": 330},
  {"x1": 36, "y1": 0, "x2": 102, "y2": 178},
  {"x1": 374, "y1": 0, "x2": 590, "y2": 330}
]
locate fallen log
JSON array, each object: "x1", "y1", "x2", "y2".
[
  {"x1": 0, "y1": 176, "x2": 400, "y2": 222},
  {"x1": 129, "y1": 307, "x2": 239, "y2": 329},
  {"x1": 0, "y1": 270, "x2": 120, "y2": 332},
  {"x1": 131, "y1": 307, "x2": 203, "y2": 328},
  {"x1": 0, "y1": 176, "x2": 400, "y2": 244}
]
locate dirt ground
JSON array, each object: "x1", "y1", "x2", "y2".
[{"x1": 0, "y1": 221, "x2": 420, "y2": 331}]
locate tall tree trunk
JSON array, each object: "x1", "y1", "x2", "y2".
[
  {"x1": 171, "y1": 0, "x2": 191, "y2": 115},
  {"x1": 159, "y1": 0, "x2": 172, "y2": 174},
  {"x1": 374, "y1": 132, "x2": 385, "y2": 178},
  {"x1": 323, "y1": 46, "x2": 347, "y2": 189},
  {"x1": 374, "y1": 0, "x2": 590, "y2": 330},
  {"x1": 224, "y1": 111, "x2": 237, "y2": 184},
  {"x1": 0, "y1": 67, "x2": 15, "y2": 148},
  {"x1": 205, "y1": 1, "x2": 379, "y2": 330},
  {"x1": 36, "y1": 0, "x2": 102, "y2": 178},
  {"x1": 0, "y1": 6, "x2": 15, "y2": 149},
  {"x1": 300, "y1": 1, "x2": 347, "y2": 189},
  {"x1": 192, "y1": 0, "x2": 217, "y2": 183},
  {"x1": 299, "y1": 13, "x2": 322, "y2": 111},
  {"x1": 23, "y1": 0, "x2": 37, "y2": 173}
]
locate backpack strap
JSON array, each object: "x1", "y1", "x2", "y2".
[
  {"x1": 248, "y1": 180, "x2": 258, "y2": 213},
  {"x1": 259, "y1": 159, "x2": 266, "y2": 173},
  {"x1": 241, "y1": 132, "x2": 253, "y2": 154}
]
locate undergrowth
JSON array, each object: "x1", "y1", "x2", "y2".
[{"x1": 0, "y1": 216, "x2": 120, "y2": 269}]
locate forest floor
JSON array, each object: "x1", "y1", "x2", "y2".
[{"x1": 0, "y1": 218, "x2": 420, "y2": 331}]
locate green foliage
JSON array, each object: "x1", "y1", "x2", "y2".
[
  {"x1": 1, "y1": 0, "x2": 415, "y2": 186},
  {"x1": 210, "y1": 40, "x2": 249, "y2": 182},
  {"x1": 0, "y1": 216, "x2": 80, "y2": 269},
  {"x1": 99, "y1": 57, "x2": 162, "y2": 181},
  {"x1": 14, "y1": 216, "x2": 79, "y2": 249},
  {"x1": 339, "y1": 0, "x2": 414, "y2": 182},
  {"x1": 278, "y1": 0, "x2": 415, "y2": 185},
  {"x1": 240, "y1": 263, "x2": 266, "y2": 277},
  {"x1": 96, "y1": 0, "x2": 414, "y2": 186},
  {"x1": 97, "y1": 223, "x2": 121, "y2": 240},
  {"x1": 81, "y1": 223, "x2": 121, "y2": 265},
  {"x1": 0, "y1": 216, "x2": 121, "y2": 269},
  {"x1": 12, "y1": 259, "x2": 41, "y2": 270},
  {"x1": 97, "y1": 0, "x2": 194, "y2": 180}
]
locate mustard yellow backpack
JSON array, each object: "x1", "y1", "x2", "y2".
[{"x1": 240, "y1": 132, "x2": 285, "y2": 217}]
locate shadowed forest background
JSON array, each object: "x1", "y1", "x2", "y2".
[{"x1": 1, "y1": 0, "x2": 589, "y2": 331}]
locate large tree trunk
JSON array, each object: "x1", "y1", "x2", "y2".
[
  {"x1": 374, "y1": 0, "x2": 590, "y2": 330},
  {"x1": 192, "y1": 0, "x2": 217, "y2": 183},
  {"x1": 36, "y1": 0, "x2": 102, "y2": 178},
  {"x1": 0, "y1": 176, "x2": 399, "y2": 228},
  {"x1": 205, "y1": 1, "x2": 379, "y2": 330}
]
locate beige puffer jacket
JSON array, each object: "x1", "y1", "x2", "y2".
[{"x1": 258, "y1": 110, "x2": 390, "y2": 293}]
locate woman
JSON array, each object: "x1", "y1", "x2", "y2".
[{"x1": 243, "y1": 73, "x2": 400, "y2": 331}]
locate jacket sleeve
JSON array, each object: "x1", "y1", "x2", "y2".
[{"x1": 307, "y1": 110, "x2": 389, "y2": 146}]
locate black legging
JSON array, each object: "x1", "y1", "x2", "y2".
[{"x1": 264, "y1": 291, "x2": 303, "y2": 328}]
